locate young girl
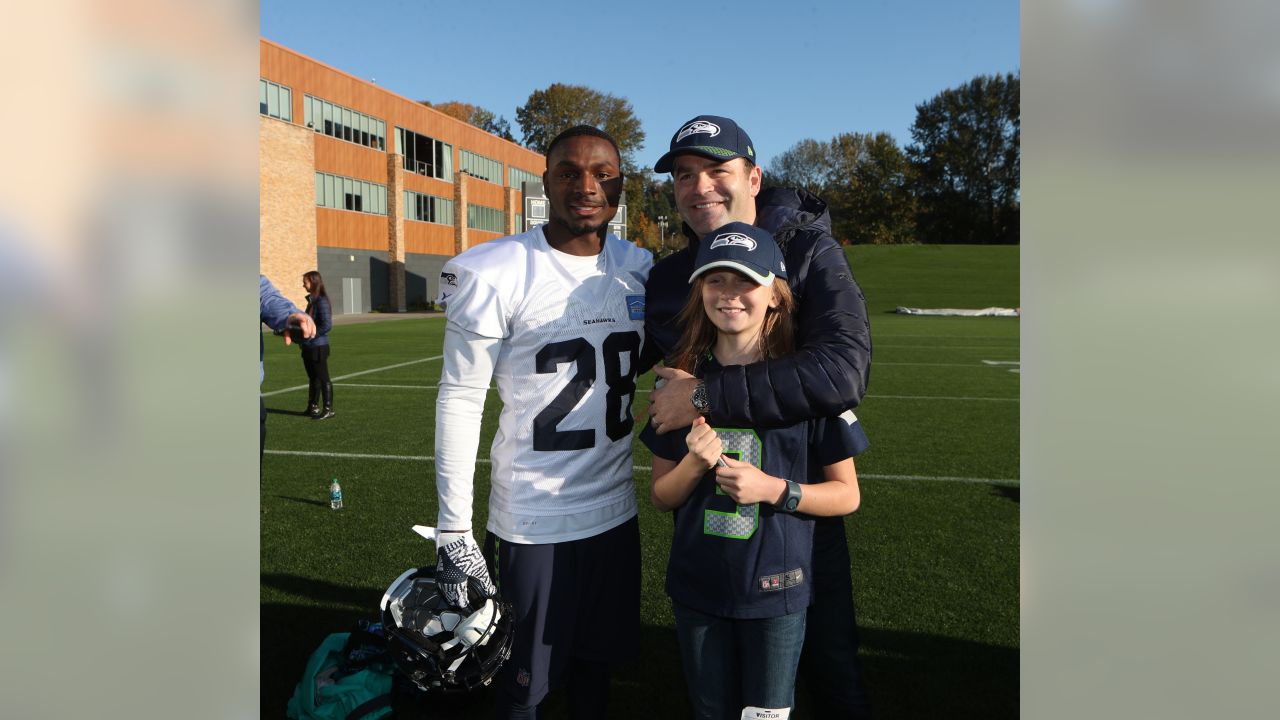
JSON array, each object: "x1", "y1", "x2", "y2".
[
  {"x1": 300, "y1": 270, "x2": 334, "y2": 420},
  {"x1": 640, "y1": 221, "x2": 868, "y2": 720}
]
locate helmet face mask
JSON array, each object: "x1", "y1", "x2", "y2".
[{"x1": 380, "y1": 566, "x2": 514, "y2": 692}]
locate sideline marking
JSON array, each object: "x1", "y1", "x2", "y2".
[
  {"x1": 982, "y1": 360, "x2": 1022, "y2": 375},
  {"x1": 263, "y1": 450, "x2": 1018, "y2": 486},
  {"x1": 876, "y1": 362, "x2": 1018, "y2": 368},
  {"x1": 867, "y1": 394, "x2": 1017, "y2": 402},
  {"x1": 317, "y1": 386, "x2": 1017, "y2": 403},
  {"x1": 260, "y1": 355, "x2": 443, "y2": 397}
]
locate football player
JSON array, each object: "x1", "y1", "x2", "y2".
[{"x1": 430, "y1": 126, "x2": 651, "y2": 720}]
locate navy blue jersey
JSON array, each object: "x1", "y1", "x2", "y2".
[{"x1": 641, "y1": 402, "x2": 868, "y2": 620}]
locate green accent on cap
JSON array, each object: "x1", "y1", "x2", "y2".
[
  {"x1": 692, "y1": 145, "x2": 740, "y2": 158},
  {"x1": 748, "y1": 145, "x2": 754, "y2": 157}
]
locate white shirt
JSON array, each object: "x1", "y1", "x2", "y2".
[{"x1": 434, "y1": 226, "x2": 652, "y2": 543}]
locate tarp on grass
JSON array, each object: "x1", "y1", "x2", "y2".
[{"x1": 895, "y1": 307, "x2": 1020, "y2": 317}]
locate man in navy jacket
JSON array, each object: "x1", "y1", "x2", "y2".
[{"x1": 642, "y1": 115, "x2": 873, "y2": 717}]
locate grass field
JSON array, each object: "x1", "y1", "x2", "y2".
[{"x1": 261, "y1": 243, "x2": 1020, "y2": 719}]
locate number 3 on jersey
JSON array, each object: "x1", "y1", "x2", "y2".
[
  {"x1": 532, "y1": 330, "x2": 641, "y2": 451},
  {"x1": 705, "y1": 428, "x2": 763, "y2": 540}
]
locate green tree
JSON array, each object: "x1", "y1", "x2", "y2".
[
  {"x1": 515, "y1": 83, "x2": 645, "y2": 171},
  {"x1": 907, "y1": 72, "x2": 1020, "y2": 244},
  {"x1": 768, "y1": 133, "x2": 916, "y2": 244},
  {"x1": 421, "y1": 100, "x2": 516, "y2": 142},
  {"x1": 827, "y1": 132, "x2": 917, "y2": 245}
]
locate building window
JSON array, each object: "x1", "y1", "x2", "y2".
[
  {"x1": 260, "y1": 79, "x2": 292, "y2": 122},
  {"x1": 509, "y1": 166, "x2": 540, "y2": 190},
  {"x1": 403, "y1": 190, "x2": 454, "y2": 225},
  {"x1": 396, "y1": 127, "x2": 453, "y2": 182},
  {"x1": 316, "y1": 172, "x2": 387, "y2": 215},
  {"x1": 304, "y1": 95, "x2": 386, "y2": 151},
  {"x1": 467, "y1": 204, "x2": 505, "y2": 233},
  {"x1": 460, "y1": 150, "x2": 503, "y2": 185}
]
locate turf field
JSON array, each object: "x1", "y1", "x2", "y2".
[{"x1": 261, "y1": 243, "x2": 1019, "y2": 719}]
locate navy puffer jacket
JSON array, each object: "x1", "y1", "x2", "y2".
[{"x1": 641, "y1": 187, "x2": 872, "y2": 428}]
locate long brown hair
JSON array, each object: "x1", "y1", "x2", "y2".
[
  {"x1": 668, "y1": 273, "x2": 795, "y2": 374},
  {"x1": 303, "y1": 271, "x2": 328, "y2": 317}
]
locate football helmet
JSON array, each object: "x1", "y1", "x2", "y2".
[{"x1": 380, "y1": 565, "x2": 514, "y2": 692}]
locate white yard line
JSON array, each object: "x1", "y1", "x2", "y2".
[
  {"x1": 874, "y1": 362, "x2": 1018, "y2": 368},
  {"x1": 335, "y1": 383, "x2": 440, "y2": 389},
  {"x1": 874, "y1": 345, "x2": 1020, "y2": 351},
  {"x1": 263, "y1": 450, "x2": 1018, "y2": 486},
  {"x1": 260, "y1": 355, "x2": 444, "y2": 397}
]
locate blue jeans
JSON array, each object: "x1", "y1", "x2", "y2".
[{"x1": 672, "y1": 601, "x2": 807, "y2": 720}]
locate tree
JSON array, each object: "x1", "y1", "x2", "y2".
[
  {"x1": 515, "y1": 83, "x2": 645, "y2": 171},
  {"x1": 421, "y1": 100, "x2": 516, "y2": 142},
  {"x1": 827, "y1": 132, "x2": 917, "y2": 245},
  {"x1": 768, "y1": 133, "x2": 916, "y2": 245},
  {"x1": 907, "y1": 72, "x2": 1020, "y2": 244},
  {"x1": 767, "y1": 138, "x2": 831, "y2": 197}
]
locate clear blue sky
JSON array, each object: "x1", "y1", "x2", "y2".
[{"x1": 261, "y1": 0, "x2": 1019, "y2": 171}]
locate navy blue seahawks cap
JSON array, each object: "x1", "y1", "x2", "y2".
[
  {"x1": 689, "y1": 222, "x2": 787, "y2": 286},
  {"x1": 653, "y1": 115, "x2": 756, "y2": 173}
]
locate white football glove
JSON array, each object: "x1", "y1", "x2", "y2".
[{"x1": 435, "y1": 530, "x2": 496, "y2": 608}]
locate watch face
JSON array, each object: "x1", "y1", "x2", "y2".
[{"x1": 785, "y1": 497, "x2": 800, "y2": 511}]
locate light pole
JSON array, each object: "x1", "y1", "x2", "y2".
[{"x1": 658, "y1": 215, "x2": 669, "y2": 255}]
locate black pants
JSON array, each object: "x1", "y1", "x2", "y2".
[
  {"x1": 301, "y1": 344, "x2": 332, "y2": 408},
  {"x1": 798, "y1": 516, "x2": 872, "y2": 718}
]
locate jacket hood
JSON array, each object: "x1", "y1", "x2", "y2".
[{"x1": 755, "y1": 187, "x2": 832, "y2": 248}]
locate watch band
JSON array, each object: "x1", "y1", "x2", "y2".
[{"x1": 776, "y1": 480, "x2": 802, "y2": 513}]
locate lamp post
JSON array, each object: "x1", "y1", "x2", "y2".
[{"x1": 658, "y1": 215, "x2": 669, "y2": 255}]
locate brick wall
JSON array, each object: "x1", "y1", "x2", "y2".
[{"x1": 259, "y1": 116, "x2": 317, "y2": 309}]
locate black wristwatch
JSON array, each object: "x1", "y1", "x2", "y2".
[
  {"x1": 776, "y1": 480, "x2": 803, "y2": 513},
  {"x1": 690, "y1": 381, "x2": 711, "y2": 415}
]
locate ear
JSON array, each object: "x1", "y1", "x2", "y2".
[{"x1": 748, "y1": 164, "x2": 763, "y2": 197}]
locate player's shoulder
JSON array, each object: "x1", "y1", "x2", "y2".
[
  {"x1": 606, "y1": 234, "x2": 653, "y2": 270},
  {"x1": 449, "y1": 229, "x2": 540, "y2": 277}
]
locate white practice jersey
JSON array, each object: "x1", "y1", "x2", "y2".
[{"x1": 436, "y1": 226, "x2": 652, "y2": 544}]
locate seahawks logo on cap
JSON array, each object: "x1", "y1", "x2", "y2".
[
  {"x1": 676, "y1": 120, "x2": 720, "y2": 142},
  {"x1": 709, "y1": 232, "x2": 757, "y2": 251}
]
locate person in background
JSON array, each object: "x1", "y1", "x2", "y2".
[
  {"x1": 300, "y1": 270, "x2": 334, "y2": 420},
  {"x1": 260, "y1": 274, "x2": 314, "y2": 456},
  {"x1": 643, "y1": 115, "x2": 875, "y2": 717}
]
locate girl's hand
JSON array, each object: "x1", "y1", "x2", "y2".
[
  {"x1": 684, "y1": 417, "x2": 722, "y2": 471},
  {"x1": 715, "y1": 455, "x2": 786, "y2": 506}
]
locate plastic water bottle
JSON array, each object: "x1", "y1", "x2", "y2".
[{"x1": 329, "y1": 478, "x2": 343, "y2": 510}]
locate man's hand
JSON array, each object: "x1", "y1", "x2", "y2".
[
  {"x1": 282, "y1": 312, "x2": 316, "y2": 346},
  {"x1": 715, "y1": 455, "x2": 786, "y2": 506},
  {"x1": 649, "y1": 366, "x2": 701, "y2": 434},
  {"x1": 436, "y1": 530, "x2": 496, "y2": 608}
]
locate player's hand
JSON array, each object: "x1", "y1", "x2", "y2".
[
  {"x1": 283, "y1": 312, "x2": 316, "y2": 345},
  {"x1": 435, "y1": 530, "x2": 496, "y2": 608},
  {"x1": 684, "y1": 417, "x2": 722, "y2": 472},
  {"x1": 650, "y1": 367, "x2": 700, "y2": 434},
  {"x1": 715, "y1": 455, "x2": 786, "y2": 506}
]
